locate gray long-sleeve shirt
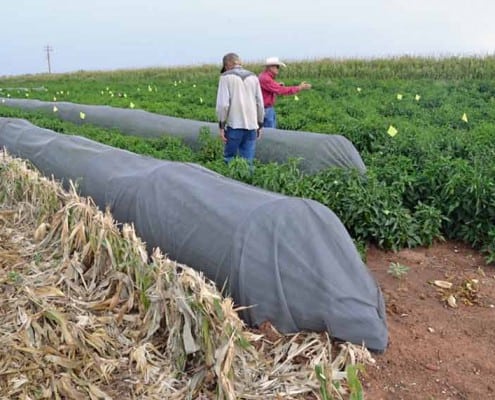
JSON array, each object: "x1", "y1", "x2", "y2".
[{"x1": 216, "y1": 66, "x2": 264, "y2": 130}]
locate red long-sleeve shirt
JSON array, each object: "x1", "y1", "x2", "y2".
[{"x1": 258, "y1": 70, "x2": 301, "y2": 108}]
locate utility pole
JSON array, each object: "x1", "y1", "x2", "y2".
[{"x1": 44, "y1": 45, "x2": 53, "y2": 73}]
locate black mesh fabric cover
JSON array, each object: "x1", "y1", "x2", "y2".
[
  {"x1": 0, "y1": 97, "x2": 366, "y2": 174},
  {"x1": 0, "y1": 117, "x2": 387, "y2": 351}
]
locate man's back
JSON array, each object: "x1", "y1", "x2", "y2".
[{"x1": 216, "y1": 66, "x2": 264, "y2": 130}]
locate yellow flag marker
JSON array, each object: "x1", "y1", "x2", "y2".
[
  {"x1": 80, "y1": 112, "x2": 86, "y2": 120},
  {"x1": 124, "y1": 93, "x2": 128, "y2": 98},
  {"x1": 25, "y1": 93, "x2": 30, "y2": 97},
  {"x1": 100, "y1": 90, "x2": 104, "y2": 95},
  {"x1": 397, "y1": 93, "x2": 403, "y2": 100},
  {"x1": 415, "y1": 94, "x2": 421, "y2": 101},
  {"x1": 193, "y1": 84, "x2": 197, "y2": 88},
  {"x1": 357, "y1": 87, "x2": 362, "y2": 92},
  {"x1": 294, "y1": 95, "x2": 300, "y2": 101},
  {"x1": 60, "y1": 90, "x2": 64, "y2": 95},
  {"x1": 7, "y1": 94, "x2": 10, "y2": 98},
  {"x1": 199, "y1": 97, "x2": 203, "y2": 104},
  {"x1": 387, "y1": 125, "x2": 398, "y2": 137},
  {"x1": 53, "y1": 106, "x2": 58, "y2": 112},
  {"x1": 461, "y1": 113, "x2": 468, "y2": 122},
  {"x1": 130, "y1": 102, "x2": 135, "y2": 109},
  {"x1": 53, "y1": 97, "x2": 57, "y2": 101},
  {"x1": 148, "y1": 85, "x2": 153, "y2": 92}
]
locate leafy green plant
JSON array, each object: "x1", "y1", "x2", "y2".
[
  {"x1": 252, "y1": 157, "x2": 304, "y2": 194},
  {"x1": 482, "y1": 227, "x2": 495, "y2": 264},
  {"x1": 7, "y1": 271, "x2": 22, "y2": 284},
  {"x1": 197, "y1": 126, "x2": 223, "y2": 162},
  {"x1": 225, "y1": 157, "x2": 253, "y2": 182},
  {"x1": 315, "y1": 364, "x2": 332, "y2": 400},
  {"x1": 387, "y1": 262, "x2": 410, "y2": 279},
  {"x1": 346, "y1": 364, "x2": 365, "y2": 400}
]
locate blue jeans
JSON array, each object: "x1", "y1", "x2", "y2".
[
  {"x1": 263, "y1": 106, "x2": 276, "y2": 128},
  {"x1": 224, "y1": 127, "x2": 257, "y2": 164}
]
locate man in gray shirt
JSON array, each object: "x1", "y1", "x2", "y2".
[{"x1": 216, "y1": 53, "x2": 264, "y2": 165}]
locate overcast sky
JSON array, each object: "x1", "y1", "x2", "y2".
[{"x1": 1, "y1": 0, "x2": 494, "y2": 76}]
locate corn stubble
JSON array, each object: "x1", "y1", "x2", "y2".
[{"x1": 0, "y1": 150, "x2": 373, "y2": 399}]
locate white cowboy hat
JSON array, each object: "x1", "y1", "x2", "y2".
[{"x1": 264, "y1": 56, "x2": 287, "y2": 68}]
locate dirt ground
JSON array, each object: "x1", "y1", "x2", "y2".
[{"x1": 362, "y1": 241, "x2": 495, "y2": 400}]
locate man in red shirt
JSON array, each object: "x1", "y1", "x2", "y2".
[{"x1": 258, "y1": 57, "x2": 311, "y2": 128}]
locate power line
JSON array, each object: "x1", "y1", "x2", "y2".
[{"x1": 44, "y1": 45, "x2": 53, "y2": 74}]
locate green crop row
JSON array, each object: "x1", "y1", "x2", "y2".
[{"x1": 2, "y1": 104, "x2": 493, "y2": 263}]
